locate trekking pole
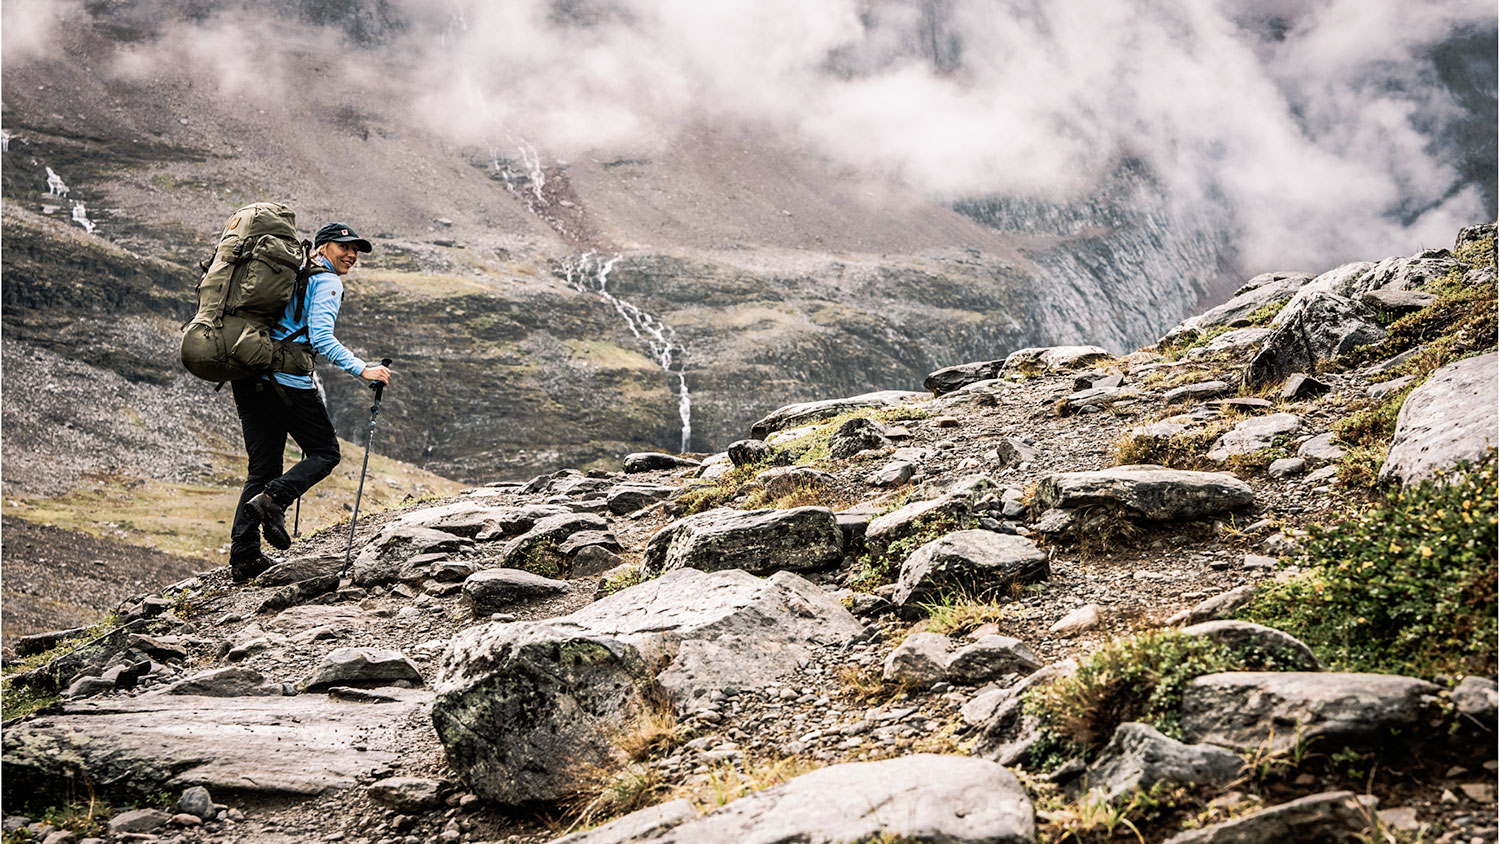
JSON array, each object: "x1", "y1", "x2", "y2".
[{"x1": 340, "y1": 358, "x2": 393, "y2": 577}]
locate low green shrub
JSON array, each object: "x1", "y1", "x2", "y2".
[
  {"x1": 1236, "y1": 460, "x2": 1498, "y2": 678},
  {"x1": 1022, "y1": 629, "x2": 1307, "y2": 767}
]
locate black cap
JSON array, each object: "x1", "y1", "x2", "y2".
[{"x1": 314, "y1": 222, "x2": 372, "y2": 253}]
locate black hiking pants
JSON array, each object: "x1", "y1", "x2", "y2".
[{"x1": 229, "y1": 378, "x2": 341, "y2": 562}]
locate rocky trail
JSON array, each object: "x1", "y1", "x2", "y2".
[{"x1": 2, "y1": 225, "x2": 1497, "y2": 844}]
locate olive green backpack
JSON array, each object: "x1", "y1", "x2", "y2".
[{"x1": 180, "y1": 202, "x2": 319, "y2": 383}]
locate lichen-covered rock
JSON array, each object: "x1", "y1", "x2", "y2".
[
  {"x1": 641, "y1": 506, "x2": 843, "y2": 574},
  {"x1": 1035, "y1": 465, "x2": 1255, "y2": 521},
  {"x1": 1003, "y1": 345, "x2": 1112, "y2": 373},
  {"x1": 548, "y1": 755, "x2": 1034, "y2": 844},
  {"x1": 1161, "y1": 271, "x2": 1314, "y2": 347},
  {"x1": 827, "y1": 416, "x2": 891, "y2": 459},
  {"x1": 1180, "y1": 672, "x2": 1440, "y2": 752},
  {"x1": 1206, "y1": 413, "x2": 1300, "y2": 462},
  {"x1": 1075, "y1": 722, "x2": 1244, "y2": 802},
  {"x1": 727, "y1": 439, "x2": 773, "y2": 467},
  {"x1": 499, "y1": 513, "x2": 609, "y2": 569},
  {"x1": 749, "y1": 390, "x2": 926, "y2": 439},
  {"x1": 1244, "y1": 292, "x2": 1385, "y2": 387},
  {"x1": 351, "y1": 526, "x2": 473, "y2": 587},
  {"x1": 1380, "y1": 352, "x2": 1498, "y2": 487},
  {"x1": 892, "y1": 529, "x2": 1049, "y2": 608}
]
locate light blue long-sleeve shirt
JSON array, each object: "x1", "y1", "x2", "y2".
[{"x1": 269, "y1": 255, "x2": 366, "y2": 388}]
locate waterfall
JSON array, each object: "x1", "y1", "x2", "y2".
[
  {"x1": 42, "y1": 165, "x2": 95, "y2": 233},
  {"x1": 562, "y1": 253, "x2": 693, "y2": 452}
]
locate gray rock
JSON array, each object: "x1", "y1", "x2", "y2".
[
  {"x1": 394, "y1": 501, "x2": 569, "y2": 539},
  {"x1": 429, "y1": 559, "x2": 481, "y2": 582},
  {"x1": 828, "y1": 417, "x2": 891, "y2": 459},
  {"x1": 256, "y1": 574, "x2": 339, "y2": 614},
  {"x1": 64, "y1": 675, "x2": 114, "y2": 698},
  {"x1": 1245, "y1": 292, "x2": 1385, "y2": 387},
  {"x1": 368, "y1": 776, "x2": 443, "y2": 811},
  {"x1": 9, "y1": 620, "x2": 149, "y2": 696},
  {"x1": 892, "y1": 530, "x2": 1049, "y2": 608},
  {"x1": 606, "y1": 484, "x2": 678, "y2": 515},
  {"x1": 1049, "y1": 604, "x2": 1102, "y2": 636},
  {"x1": 351, "y1": 526, "x2": 474, "y2": 587},
  {"x1": 1163, "y1": 380, "x2": 1230, "y2": 404},
  {"x1": 556, "y1": 530, "x2": 622, "y2": 557},
  {"x1": 945, "y1": 635, "x2": 1042, "y2": 683},
  {"x1": 1036, "y1": 465, "x2": 1256, "y2": 521},
  {"x1": 107, "y1": 809, "x2": 171, "y2": 835},
  {"x1": 462, "y1": 568, "x2": 570, "y2": 614},
  {"x1": 1004, "y1": 345, "x2": 1112, "y2": 373},
  {"x1": 1074, "y1": 371, "x2": 1125, "y2": 391},
  {"x1": 727, "y1": 438, "x2": 774, "y2": 467},
  {"x1": 1367, "y1": 375, "x2": 1417, "y2": 400},
  {"x1": 1180, "y1": 672, "x2": 1440, "y2": 752},
  {"x1": 1162, "y1": 271, "x2": 1314, "y2": 347},
  {"x1": 174, "y1": 786, "x2": 216, "y2": 822},
  {"x1": 303, "y1": 648, "x2": 423, "y2": 691},
  {"x1": 1452, "y1": 676, "x2": 1498, "y2": 726},
  {"x1": 500, "y1": 513, "x2": 609, "y2": 569},
  {"x1": 1268, "y1": 457, "x2": 1307, "y2": 478},
  {"x1": 1208, "y1": 396, "x2": 1275, "y2": 412},
  {"x1": 1296, "y1": 432, "x2": 1346, "y2": 463},
  {"x1": 1365, "y1": 249, "x2": 1462, "y2": 291},
  {"x1": 1179, "y1": 620, "x2": 1322, "y2": 671},
  {"x1": 1163, "y1": 791, "x2": 1373, "y2": 844},
  {"x1": 549, "y1": 799, "x2": 697, "y2": 844},
  {"x1": 1166, "y1": 585, "x2": 1258, "y2": 626},
  {"x1": 2, "y1": 689, "x2": 427, "y2": 796},
  {"x1": 15, "y1": 627, "x2": 92, "y2": 658},
  {"x1": 754, "y1": 466, "x2": 836, "y2": 498},
  {"x1": 973, "y1": 662, "x2": 1076, "y2": 765},
  {"x1": 864, "y1": 493, "x2": 970, "y2": 551},
  {"x1": 924, "y1": 360, "x2": 1006, "y2": 395},
  {"x1": 882, "y1": 632, "x2": 950, "y2": 685},
  {"x1": 1362, "y1": 287, "x2": 1436, "y2": 314},
  {"x1": 1380, "y1": 352, "x2": 1498, "y2": 487},
  {"x1": 257, "y1": 555, "x2": 343, "y2": 586},
  {"x1": 749, "y1": 390, "x2": 926, "y2": 439},
  {"x1": 571, "y1": 545, "x2": 625, "y2": 577},
  {"x1": 642, "y1": 506, "x2": 843, "y2": 574},
  {"x1": 1207, "y1": 413, "x2": 1300, "y2": 462},
  {"x1": 1279, "y1": 374, "x2": 1331, "y2": 400},
  {"x1": 552, "y1": 755, "x2": 1033, "y2": 844},
  {"x1": 1185, "y1": 327, "x2": 1275, "y2": 360},
  {"x1": 1076, "y1": 722, "x2": 1244, "y2": 802},
  {"x1": 623, "y1": 453, "x2": 700, "y2": 473},
  {"x1": 995, "y1": 437, "x2": 1038, "y2": 470},
  {"x1": 867, "y1": 460, "x2": 915, "y2": 487},
  {"x1": 434, "y1": 569, "x2": 860, "y2": 804},
  {"x1": 1456, "y1": 221, "x2": 1496, "y2": 249},
  {"x1": 163, "y1": 666, "x2": 283, "y2": 697}
]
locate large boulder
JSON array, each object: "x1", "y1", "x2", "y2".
[
  {"x1": 749, "y1": 390, "x2": 926, "y2": 439},
  {"x1": 641, "y1": 507, "x2": 843, "y2": 574},
  {"x1": 1075, "y1": 722, "x2": 1243, "y2": 802},
  {"x1": 1244, "y1": 292, "x2": 1385, "y2": 387},
  {"x1": 1003, "y1": 345, "x2": 1112, "y2": 373},
  {"x1": 864, "y1": 493, "x2": 971, "y2": 552},
  {"x1": 548, "y1": 755, "x2": 1034, "y2": 844},
  {"x1": 1180, "y1": 672, "x2": 1440, "y2": 752},
  {"x1": 499, "y1": 513, "x2": 609, "y2": 570},
  {"x1": 892, "y1": 530, "x2": 1049, "y2": 608},
  {"x1": 1035, "y1": 465, "x2": 1255, "y2": 521},
  {"x1": 605, "y1": 484, "x2": 678, "y2": 515},
  {"x1": 1161, "y1": 271, "x2": 1314, "y2": 347},
  {"x1": 433, "y1": 569, "x2": 861, "y2": 804},
  {"x1": 827, "y1": 417, "x2": 891, "y2": 458},
  {"x1": 924, "y1": 360, "x2": 1006, "y2": 396},
  {"x1": 1380, "y1": 352, "x2": 1498, "y2": 487},
  {"x1": 1363, "y1": 249, "x2": 1462, "y2": 292}
]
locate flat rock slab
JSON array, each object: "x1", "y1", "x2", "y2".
[
  {"x1": 549, "y1": 754, "x2": 1034, "y2": 844},
  {"x1": 1381, "y1": 352, "x2": 1498, "y2": 487},
  {"x1": 642, "y1": 506, "x2": 843, "y2": 574},
  {"x1": 303, "y1": 647, "x2": 424, "y2": 691},
  {"x1": 392, "y1": 502, "x2": 570, "y2": 539},
  {"x1": 1180, "y1": 672, "x2": 1440, "y2": 752},
  {"x1": 1035, "y1": 465, "x2": 1255, "y2": 521},
  {"x1": 463, "y1": 568, "x2": 570, "y2": 614},
  {"x1": 2, "y1": 690, "x2": 430, "y2": 801},
  {"x1": 749, "y1": 390, "x2": 927, "y2": 439},
  {"x1": 924, "y1": 360, "x2": 1005, "y2": 396},
  {"x1": 624, "y1": 453, "x2": 701, "y2": 473},
  {"x1": 1207, "y1": 413, "x2": 1300, "y2": 462},
  {"x1": 1004, "y1": 345, "x2": 1112, "y2": 373},
  {"x1": 1164, "y1": 791, "x2": 1373, "y2": 844}
]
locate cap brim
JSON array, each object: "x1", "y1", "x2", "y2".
[{"x1": 330, "y1": 237, "x2": 373, "y2": 253}]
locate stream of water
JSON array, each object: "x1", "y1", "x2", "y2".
[{"x1": 562, "y1": 253, "x2": 693, "y2": 452}]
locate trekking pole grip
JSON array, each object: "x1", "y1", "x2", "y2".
[{"x1": 372, "y1": 357, "x2": 393, "y2": 401}]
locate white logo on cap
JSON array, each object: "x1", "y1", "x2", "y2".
[{"x1": 341, "y1": 229, "x2": 349, "y2": 235}]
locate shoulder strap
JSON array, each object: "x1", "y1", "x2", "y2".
[{"x1": 293, "y1": 239, "x2": 316, "y2": 323}]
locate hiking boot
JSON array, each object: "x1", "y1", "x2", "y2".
[
  {"x1": 247, "y1": 493, "x2": 292, "y2": 550},
  {"x1": 230, "y1": 553, "x2": 277, "y2": 583}
]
